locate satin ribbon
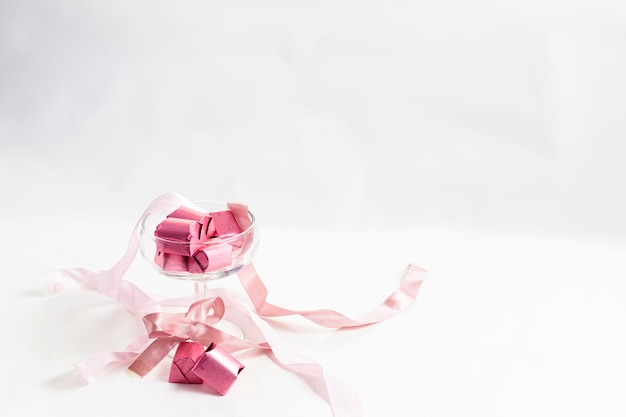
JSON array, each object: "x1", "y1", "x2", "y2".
[
  {"x1": 128, "y1": 297, "x2": 254, "y2": 377},
  {"x1": 41, "y1": 192, "x2": 191, "y2": 314},
  {"x1": 41, "y1": 192, "x2": 427, "y2": 417},
  {"x1": 239, "y1": 262, "x2": 425, "y2": 328},
  {"x1": 77, "y1": 288, "x2": 364, "y2": 417}
]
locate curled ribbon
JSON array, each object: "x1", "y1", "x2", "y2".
[
  {"x1": 239, "y1": 262, "x2": 425, "y2": 328},
  {"x1": 41, "y1": 192, "x2": 428, "y2": 417}
]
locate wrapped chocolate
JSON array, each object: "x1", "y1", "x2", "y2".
[
  {"x1": 209, "y1": 211, "x2": 242, "y2": 238},
  {"x1": 155, "y1": 218, "x2": 199, "y2": 256},
  {"x1": 188, "y1": 250, "x2": 210, "y2": 274},
  {"x1": 187, "y1": 246, "x2": 232, "y2": 273},
  {"x1": 192, "y1": 342, "x2": 245, "y2": 396},
  {"x1": 154, "y1": 252, "x2": 188, "y2": 273},
  {"x1": 169, "y1": 341, "x2": 205, "y2": 384},
  {"x1": 168, "y1": 341, "x2": 245, "y2": 395},
  {"x1": 153, "y1": 206, "x2": 246, "y2": 274},
  {"x1": 167, "y1": 206, "x2": 216, "y2": 239},
  {"x1": 203, "y1": 245, "x2": 233, "y2": 272}
]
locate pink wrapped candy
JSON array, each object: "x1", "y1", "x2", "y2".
[
  {"x1": 168, "y1": 341, "x2": 245, "y2": 395},
  {"x1": 153, "y1": 205, "x2": 246, "y2": 274},
  {"x1": 209, "y1": 211, "x2": 242, "y2": 237},
  {"x1": 154, "y1": 252, "x2": 188, "y2": 273},
  {"x1": 166, "y1": 206, "x2": 216, "y2": 239},
  {"x1": 155, "y1": 218, "x2": 199, "y2": 256},
  {"x1": 187, "y1": 245, "x2": 233, "y2": 274},
  {"x1": 192, "y1": 342, "x2": 245, "y2": 395},
  {"x1": 169, "y1": 341, "x2": 205, "y2": 384}
]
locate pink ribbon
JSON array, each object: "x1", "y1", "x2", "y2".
[
  {"x1": 41, "y1": 192, "x2": 427, "y2": 417},
  {"x1": 77, "y1": 288, "x2": 365, "y2": 417},
  {"x1": 239, "y1": 262, "x2": 425, "y2": 328},
  {"x1": 128, "y1": 297, "x2": 254, "y2": 377},
  {"x1": 41, "y1": 192, "x2": 191, "y2": 314}
]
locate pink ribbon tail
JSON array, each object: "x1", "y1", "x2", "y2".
[
  {"x1": 73, "y1": 335, "x2": 151, "y2": 383},
  {"x1": 221, "y1": 290, "x2": 364, "y2": 417},
  {"x1": 237, "y1": 263, "x2": 426, "y2": 328},
  {"x1": 40, "y1": 192, "x2": 191, "y2": 314}
]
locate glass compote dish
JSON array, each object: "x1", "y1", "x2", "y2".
[{"x1": 138, "y1": 201, "x2": 259, "y2": 300}]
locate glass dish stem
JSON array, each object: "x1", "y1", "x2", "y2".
[{"x1": 194, "y1": 281, "x2": 209, "y2": 299}]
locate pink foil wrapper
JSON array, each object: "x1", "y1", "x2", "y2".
[
  {"x1": 188, "y1": 251, "x2": 209, "y2": 274},
  {"x1": 167, "y1": 206, "x2": 209, "y2": 221},
  {"x1": 155, "y1": 217, "x2": 212, "y2": 256},
  {"x1": 204, "y1": 245, "x2": 233, "y2": 272},
  {"x1": 211, "y1": 210, "x2": 245, "y2": 250},
  {"x1": 155, "y1": 218, "x2": 196, "y2": 256},
  {"x1": 187, "y1": 244, "x2": 232, "y2": 273},
  {"x1": 153, "y1": 206, "x2": 244, "y2": 274},
  {"x1": 227, "y1": 203, "x2": 253, "y2": 253},
  {"x1": 209, "y1": 211, "x2": 242, "y2": 238},
  {"x1": 155, "y1": 252, "x2": 188, "y2": 272},
  {"x1": 155, "y1": 217, "x2": 195, "y2": 240},
  {"x1": 169, "y1": 342, "x2": 205, "y2": 384},
  {"x1": 199, "y1": 215, "x2": 216, "y2": 240},
  {"x1": 165, "y1": 205, "x2": 216, "y2": 241},
  {"x1": 192, "y1": 343, "x2": 244, "y2": 396}
]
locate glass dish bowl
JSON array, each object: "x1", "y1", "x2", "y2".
[{"x1": 138, "y1": 201, "x2": 258, "y2": 282}]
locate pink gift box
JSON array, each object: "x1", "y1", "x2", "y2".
[
  {"x1": 192, "y1": 343, "x2": 244, "y2": 396},
  {"x1": 169, "y1": 342, "x2": 205, "y2": 384}
]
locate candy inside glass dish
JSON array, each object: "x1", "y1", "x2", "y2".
[{"x1": 138, "y1": 201, "x2": 258, "y2": 289}]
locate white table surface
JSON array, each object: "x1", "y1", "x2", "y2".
[{"x1": 2, "y1": 212, "x2": 625, "y2": 416}]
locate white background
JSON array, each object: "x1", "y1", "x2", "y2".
[{"x1": 1, "y1": 1, "x2": 626, "y2": 416}]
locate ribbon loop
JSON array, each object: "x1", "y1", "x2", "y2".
[{"x1": 186, "y1": 297, "x2": 225, "y2": 323}]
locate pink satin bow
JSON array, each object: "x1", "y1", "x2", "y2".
[{"x1": 128, "y1": 297, "x2": 255, "y2": 377}]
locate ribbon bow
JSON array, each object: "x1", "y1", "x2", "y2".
[
  {"x1": 129, "y1": 297, "x2": 255, "y2": 377},
  {"x1": 116, "y1": 288, "x2": 365, "y2": 416}
]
